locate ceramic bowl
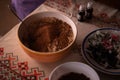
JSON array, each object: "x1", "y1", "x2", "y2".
[
  {"x1": 49, "y1": 62, "x2": 100, "y2": 80},
  {"x1": 17, "y1": 11, "x2": 77, "y2": 63},
  {"x1": 82, "y1": 28, "x2": 120, "y2": 75}
]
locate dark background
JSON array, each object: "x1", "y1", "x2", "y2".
[
  {"x1": 95, "y1": 0, "x2": 120, "y2": 10},
  {"x1": 0, "y1": 0, "x2": 19, "y2": 37}
]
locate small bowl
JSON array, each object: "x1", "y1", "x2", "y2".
[
  {"x1": 82, "y1": 28, "x2": 120, "y2": 75},
  {"x1": 49, "y1": 62, "x2": 100, "y2": 80},
  {"x1": 17, "y1": 11, "x2": 77, "y2": 63}
]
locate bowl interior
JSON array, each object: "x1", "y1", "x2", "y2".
[
  {"x1": 82, "y1": 28, "x2": 120, "y2": 75},
  {"x1": 18, "y1": 11, "x2": 77, "y2": 53},
  {"x1": 49, "y1": 62, "x2": 100, "y2": 80}
]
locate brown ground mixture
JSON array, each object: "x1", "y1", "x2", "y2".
[
  {"x1": 24, "y1": 17, "x2": 74, "y2": 52},
  {"x1": 58, "y1": 72, "x2": 90, "y2": 80}
]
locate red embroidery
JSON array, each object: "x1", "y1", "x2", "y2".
[
  {"x1": 18, "y1": 62, "x2": 28, "y2": 71},
  {"x1": 100, "y1": 13, "x2": 108, "y2": 18},
  {"x1": 44, "y1": 78, "x2": 49, "y2": 80},
  {"x1": 0, "y1": 48, "x2": 4, "y2": 55},
  {"x1": 0, "y1": 50, "x2": 46, "y2": 80}
]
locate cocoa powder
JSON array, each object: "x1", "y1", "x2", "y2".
[{"x1": 24, "y1": 17, "x2": 73, "y2": 52}]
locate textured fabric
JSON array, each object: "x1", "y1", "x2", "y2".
[
  {"x1": 1, "y1": 3, "x2": 120, "y2": 80},
  {"x1": 11, "y1": 0, "x2": 46, "y2": 20}
]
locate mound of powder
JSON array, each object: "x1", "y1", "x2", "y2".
[{"x1": 25, "y1": 17, "x2": 74, "y2": 52}]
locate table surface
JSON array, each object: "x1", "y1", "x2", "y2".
[{"x1": 0, "y1": 2, "x2": 120, "y2": 80}]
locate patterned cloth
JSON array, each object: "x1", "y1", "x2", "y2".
[
  {"x1": 1, "y1": 0, "x2": 120, "y2": 80},
  {"x1": 0, "y1": 4, "x2": 98, "y2": 80},
  {"x1": 44, "y1": 0, "x2": 120, "y2": 28}
]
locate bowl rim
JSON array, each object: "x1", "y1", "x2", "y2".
[
  {"x1": 49, "y1": 62, "x2": 100, "y2": 80},
  {"x1": 17, "y1": 11, "x2": 77, "y2": 55},
  {"x1": 81, "y1": 27, "x2": 120, "y2": 75}
]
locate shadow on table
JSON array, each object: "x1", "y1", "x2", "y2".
[{"x1": 97, "y1": 71, "x2": 120, "y2": 80}]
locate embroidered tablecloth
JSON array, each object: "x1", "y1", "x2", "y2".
[
  {"x1": 44, "y1": 0, "x2": 120, "y2": 28},
  {"x1": 0, "y1": 1, "x2": 120, "y2": 80},
  {"x1": 0, "y1": 4, "x2": 99, "y2": 80}
]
